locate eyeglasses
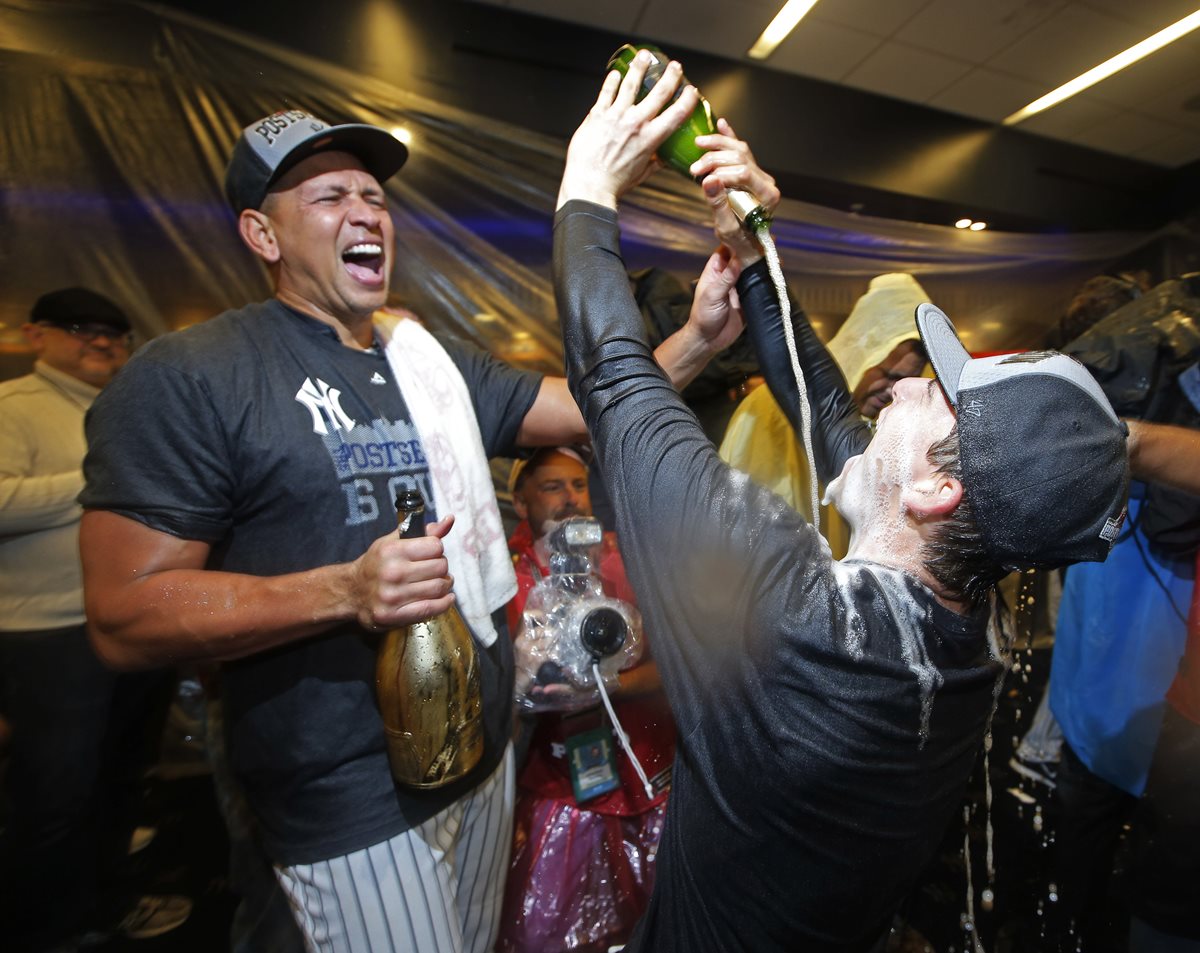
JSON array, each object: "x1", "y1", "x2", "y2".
[{"x1": 39, "y1": 322, "x2": 133, "y2": 346}]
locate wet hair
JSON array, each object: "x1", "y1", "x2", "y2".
[{"x1": 920, "y1": 425, "x2": 1008, "y2": 609}]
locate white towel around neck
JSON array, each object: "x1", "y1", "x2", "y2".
[{"x1": 375, "y1": 312, "x2": 516, "y2": 647}]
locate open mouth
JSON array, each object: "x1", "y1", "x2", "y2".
[{"x1": 342, "y1": 242, "x2": 385, "y2": 285}]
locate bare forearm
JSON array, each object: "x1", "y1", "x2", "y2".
[
  {"x1": 81, "y1": 508, "x2": 457, "y2": 671},
  {"x1": 516, "y1": 340, "x2": 717, "y2": 447},
  {"x1": 1127, "y1": 419, "x2": 1200, "y2": 495},
  {"x1": 654, "y1": 323, "x2": 717, "y2": 390},
  {"x1": 86, "y1": 562, "x2": 356, "y2": 670}
]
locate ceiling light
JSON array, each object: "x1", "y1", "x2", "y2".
[
  {"x1": 747, "y1": 0, "x2": 821, "y2": 60},
  {"x1": 955, "y1": 218, "x2": 973, "y2": 229},
  {"x1": 1003, "y1": 9, "x2": 1200, "y2": 125},
  {"x1": 389, "y1": 126, "x2": 413, "y2": 145},
  {"x1": 969, "y1": 221, "x2": 987, "y2": 231}
]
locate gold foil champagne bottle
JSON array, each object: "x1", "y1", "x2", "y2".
[
  {"x1": 606, "y1": 43, "x2": 770, "y2": 231},
  {"x1": 376, "y1": 489, "x2": 484, "y2": 788}
]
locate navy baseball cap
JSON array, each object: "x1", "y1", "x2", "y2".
[
  {"x1": 224, "y1": 109, "x2": 408, "y2": 213},
  {"x1": 917, "y1": 303, "x2": 1129, "y2": 570}
]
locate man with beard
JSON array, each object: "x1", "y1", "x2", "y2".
[{"x1": 497, "y1": 446, "x2": 674, "y2": 952}]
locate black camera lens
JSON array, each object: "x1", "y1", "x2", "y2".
[
  {"x1": 579, "y1": 607, "x2": 627, "y2": 659},
  {"x1": 534, "y1": 660, "x2": 568, "y2": 686}
]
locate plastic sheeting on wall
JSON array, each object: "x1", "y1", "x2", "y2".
[{"x1": 0, "y1": 0, "x2": 1169, "y2": 377}]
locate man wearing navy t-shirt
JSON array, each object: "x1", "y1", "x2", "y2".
[{"x1": 78, "y1": 108, "x2": 741, "y2": 953}]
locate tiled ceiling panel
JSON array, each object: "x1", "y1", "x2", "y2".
[
  {"x1": 637, "y1": 0, "x2": 782, "y2": 60},
  {"x1": 757, "y1": 15, "x2": 883, "y2": 81},
  {"x1": 986, "y1": 5, "x2": 1143, "y2": 86},
  {"x1": 927, "y1": 67, "x2": 1047, "y2": 121},
  {"x1": 1082, "y1": 0, "x2": 1200, "y2": 30},
  {"x1": 843, "y1": 41, "x2": 973, "y2": 101},
  {"x1": 805, "y1": 0, "x2": 931, "y2": 38},
  {"x1": 894, "y1": 0, "x2": 1069, "y2": 63},
  {"x1": 1018, "y1": 92, "x2": 1126, "y2": 139},
  {"x1": 470, "y1": 0, "x2": 1200, "y2": 167}
]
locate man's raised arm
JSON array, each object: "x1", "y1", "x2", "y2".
[{"x1": 693, "y1": 121, "x2": 870, "y2": 482}]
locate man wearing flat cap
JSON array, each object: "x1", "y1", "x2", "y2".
[
  {"x1": 78, "y1": 109, "x2": 741, "y2": 951},
  {"x1": 0, "y1": 291, "x2": 191, "y2": 948}
]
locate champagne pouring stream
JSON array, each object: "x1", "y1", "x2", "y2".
[{"x1": 608, "y1": 45, "x2": 822, "y2": 533}]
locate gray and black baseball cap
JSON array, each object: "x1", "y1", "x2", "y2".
[
  {"x1": 916, "y1": 303, "x2": 1129, "y2": 570},
  {"x1": 224, "y1": 108, "x2": 408, "y2": 214}
]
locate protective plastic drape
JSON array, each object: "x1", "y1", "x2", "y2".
[{"x1": 0, "y1": 0, "x2": 1169, "y2": 375}]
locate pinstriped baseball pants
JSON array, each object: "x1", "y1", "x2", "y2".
[{"x1": 277, "y1": 746, "x2": 515, "y2": 953}]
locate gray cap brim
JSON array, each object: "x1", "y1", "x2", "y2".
[{"x1": 916, "y1": 302, "x2": 971, "y2": 408}]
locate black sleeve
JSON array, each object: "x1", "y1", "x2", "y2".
[
  {"x1": 554, "y1": 201, "x2": 830, "y2": 734},
  {"x1": 736, "y1": 260, "x2": 871, "y2": 483},
  {"x1": 437, "y1": 334, "x2": 544, "y2": 458},
  {"x1": 81, "y1": 349, "x2": 235, "y2": 542}
]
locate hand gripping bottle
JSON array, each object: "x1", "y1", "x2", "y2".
[
  {"x1": 607, "y1": 43, "x2": 770, "y2": 231},
  {"x1": 376, "y1": 489, "x2": 484, "y2": 788}
]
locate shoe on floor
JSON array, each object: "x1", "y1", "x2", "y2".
[{"x1": 116, "y1": 894, "x2": 193, "y2": 940}]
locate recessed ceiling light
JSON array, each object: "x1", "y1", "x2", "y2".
[
  {"x1": 747, "y1": 0, "x2": 821, "y2": 60},
  {"x1": 955, "y1": 218, "x2": 973, "y2": 229},
  {"x1": 969, "y1": 221, "x2": 987, "y2": 231},
  {"x1": 1003, "y1": 9, "x2": 1200, "y2": 125},
  {"x1": 389, "y1": 126, "x2": 413, "y2": 145}
]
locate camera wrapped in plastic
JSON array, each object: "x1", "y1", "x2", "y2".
[{"x1": 514, "y1": 517, "x2": 643, "y2": 712}]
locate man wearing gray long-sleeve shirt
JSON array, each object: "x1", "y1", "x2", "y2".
[{"x1": 0, "y1": 289, "x2": 189, "y2": 950}]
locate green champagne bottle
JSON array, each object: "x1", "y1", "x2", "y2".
[{"x1": 607, "y1": 43, "x2": 770, "y2": 231}]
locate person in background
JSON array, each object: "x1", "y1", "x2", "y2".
[
  {"x1": 1122, "y1": 419, "x2": 1200, "y2": 953},
  {"x1": 1009, "y1": 272, "x2": 1147, "y2": 792},
  {"x1": 718, "y1": 272, "x2": 928, "y2": 555},
  {"x1": 497, "y1": 446, "x2": 674, "y2": 953},
  {"x1": 1045, "y1": 273, "x2": 1147, "y2": 350},
  {"x1": 1043, "y1": 274, "x2": 1198, "y2": 950},
  {"x1": 632, "y1": 267, "x2": 760, "y2": 444},
  {"x1": 77, "y1": 108, "x2": 739, "y2": 953},
  {"x1": 0, "y1": 288, "x2": 190, "y2": 951},
  {"x1": 552, "y1": 51, "x2": 1129, "y2": 951}
]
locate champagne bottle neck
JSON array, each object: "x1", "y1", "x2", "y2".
[
  {"x1": 398, "y1": 508, "x2": 425, "y2": 539},
  {"x1": 395, "y1": 489, "x2": 427, "y2": 539}
]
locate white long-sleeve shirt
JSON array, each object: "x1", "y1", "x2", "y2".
[{"x1": 0, "y1": 361, "x2": 97, "y2": 631}]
